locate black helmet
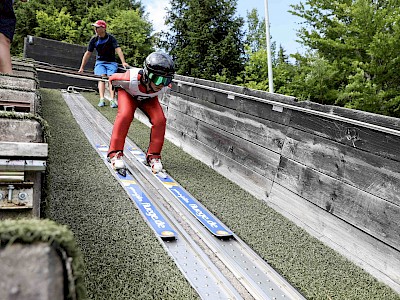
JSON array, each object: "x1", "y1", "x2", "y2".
[{"x1": 143, "y1": 52, "x2": 175, "y2": 85}]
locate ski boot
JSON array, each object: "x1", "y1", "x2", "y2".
[
  {"x1": 149, "y1": 157, "x2": 163, "y2": 174},
  {"x1": 108, "y1": 151, "x2": 126, "y2": 177}
]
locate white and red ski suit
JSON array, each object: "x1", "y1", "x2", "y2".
[{"x1": 107, "y1": 68, "x2": 170, "y2": 162}]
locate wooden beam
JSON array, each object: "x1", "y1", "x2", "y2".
[{"x1": 0, "y1": 142, "x2": 48, "y2": 158}]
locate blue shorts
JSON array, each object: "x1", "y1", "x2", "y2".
[
  {"x1": 0, "y1": 0, "x2": 16, "y2": 41},
  {"x1": 94, "y1": 61, "x2": 118, "y2": 76}
]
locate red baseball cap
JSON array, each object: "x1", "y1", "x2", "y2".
[{"x1": 92, "y1": 20, "x2": 106, "y2": 29}]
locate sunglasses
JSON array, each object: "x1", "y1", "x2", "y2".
[{"x1": 148, "y1": 73, "x2": 173, "y2": 86}]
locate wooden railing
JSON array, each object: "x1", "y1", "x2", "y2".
[{"x1": 156, "y1": 74, "x2": 400, "y2": 292}]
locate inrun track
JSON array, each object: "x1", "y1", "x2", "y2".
[{"x1": 62, "y1": 90, "x2": 305, "y2": 300}]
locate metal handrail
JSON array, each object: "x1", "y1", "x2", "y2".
[
  {"x1": 173, "y1": 79, "x2": 400, "y2": 137},
  {"x1": 35, "y1": 64, "x2": 400, "y2": 137}
]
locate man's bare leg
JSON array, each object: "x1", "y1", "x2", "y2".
[
  {"x1": 98, "y1": 79, "x2": 106, "y2": 99},
  {"x1": 97, "y1": 77, "x2": 107, "y2": 106},
  {"x1": 0, "y1": 33, "x2": 12, "y2": 74},
  {"x1": 109, "y1": 83, "x2": 115, "y2": 100}
]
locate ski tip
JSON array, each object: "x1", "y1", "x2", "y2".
[
  {"x1": 215, "y1": 230, "x2": 234, "y2": 240},
  {"x1": 160, "y1": 230, "x2": 177, "y2": 241},
  {"x1": 117, "y1": 168, "x2": 127, "y2": 177}
]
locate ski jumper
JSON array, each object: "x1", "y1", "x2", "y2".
[{"x1": 108, "y1": 68, "x2": 170, "y2": 160}]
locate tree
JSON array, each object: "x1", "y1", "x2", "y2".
[
  {"x1": 161, "y1": 0, "x2": 245, "y2": 82},
  {"x1": 239, "y1": 45, "x2": 269, "y2": 91},
  {"x1": 290, "y1": 0, "x2": 400, "y2": 116},
  {"x1": 244, "y1": 9, "x2": 266, "y2": 53},
  {"x1": 239, "y1": 8, "x2": 297, "y2": 93},
  {"x1": 107, "y1": 9, "x2": 153, "y2": 66},
  {"x1": 34, "y1": 8, "x2": 79, "y2": 43},
  {"x1": 13, "y1": 0, "x2": 147, "y2": 55},
  {"x1": 291, "y1": 52, "x2": 339, "y2": 104},
  {"x1": 273, "y1": 46, "x2": 297, "y2": 95}
]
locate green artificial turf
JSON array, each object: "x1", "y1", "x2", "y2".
[
  {"x1": 41, "y1": 89, "x2": 199, "y2": 300},
  {"x1": 81, "y1": 91, "x2": 400, "y2": 300}
]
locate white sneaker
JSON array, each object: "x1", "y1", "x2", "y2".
[
  {"x1": 110, "y1": 100, "x2": 118, "y2": 108},
  {"x1": 149, "y1": 158, "x2": 163, "y2": 173},
  {"x1": 109, "y1": 152, "x2": 125, "y2": 170}
]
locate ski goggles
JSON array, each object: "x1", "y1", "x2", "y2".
[{"x1": 148, "y1": 73, "x2": 173, "y2": 86}]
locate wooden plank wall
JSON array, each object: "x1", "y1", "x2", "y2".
[
  {"x1": 0, "y1": 61, "x2": 38, "y2": 113},
  {"x1": 23, "y1": 36, "x2": 98, "y2": 90},
  {"x1": 162, "y1": 75, "x2": 400, "y2": 293},
  {"x1": 24, "y1": 36, "x2": 95, "y2": 70},
  {"x1": 0, "y1": 62, "x2": 46, "y2": 219},
  {"x1": 11, "y1": 59, "x2": 37, "y2": 78}
]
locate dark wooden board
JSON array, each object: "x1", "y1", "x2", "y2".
[
  {"x1": 289, "y1": 110, "x2": 400, "y2": 161},
  {"x1": 296, "y1": 100, "x2": 400, "y2": 131},
  {"x1": 37, "y1": 71, "x2": 98, "y2": 90},
  {"x1": 167, "y1": 93, "x2": 288, "y2": 153},
  {"x1": 24, "y1": 36, "x2": 96, "y2": 70},
  {"x1": 165, "y1": 125, "x2": 274, "y2": 200},
  {"x1": 282, "y1": 127, "x2": 400, "y2": 206},
  {"x1": 275, "y1": 156, "x2": 400, "y2": 250},
  {"x1": 171, "y1": 88, "x2": 292, "y2": 126},
  {"x1": 167, "y1": 107, "x2": 280, "y2": 180}
]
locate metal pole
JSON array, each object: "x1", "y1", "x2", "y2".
[{"x1": 264, "y1": 0, "x2": 274, "y2": 93}]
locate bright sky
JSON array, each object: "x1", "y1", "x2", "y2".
[{"x1": 142, "y1": 0, "x2": 305, "y2": 55}]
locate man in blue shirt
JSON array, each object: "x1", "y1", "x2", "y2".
[{"x1": 79, "y1": 20, "x2": 129, "y2": 107}]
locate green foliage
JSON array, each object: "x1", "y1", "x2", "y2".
[
  {"x1": 273, "y1": 48, "x2": 298, "y2": 95},
  {"x1": 339, "y1": 67, "x2": 382, "y2": 111},
  {"x1": 161, "y1": 0, "x2": 245, "y2": 82},
  {"x1": 240, "y1": 46, "x2": 269, "y2": 91},
  {"x1": 107, "y1": 9, "x2": 153, "y2": 66},
  {"x1": 35, "y1": 8, "x2": 79, "y2": 43},
  {"x1": 13, "y1": 0, "x2": 152, "y2": 63},
  {"x1": 238, "y1": 11, "x2": 290, "y2": 93},
  {"x1": 245, "y1": 9, "x2": 266, "y2": 53},
  {"x1": 290, "y1": 0, "x2": 400, "y2": 116},
  {"x1": 338, "y1": 64, "x2": 400, "y2": 116},
  {"x1": 300, "y1": 53, "x2": 339, "y2": 104},
  {"x1": 71, "y1": 1, "x2": 146, "y2": 44}
]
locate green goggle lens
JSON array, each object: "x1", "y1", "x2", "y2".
[{"x1": 149, "y1": 73, "x2": 173, "y2": 86}]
